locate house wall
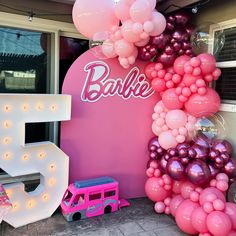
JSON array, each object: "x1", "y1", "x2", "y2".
[
  {"x1": 0, "y1": 0, "x2": 73, "y2": 23},
  {"x1": 194, "y1": 0, "x2": 236, "y2": 152}
]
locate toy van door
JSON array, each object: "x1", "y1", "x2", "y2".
[{"x1": 86, "y1": 191, "x2": 103, "y2": 218}]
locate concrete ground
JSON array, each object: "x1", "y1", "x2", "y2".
[{"x1": 0, "y1": 198, "x2": 187, "y2": 236}]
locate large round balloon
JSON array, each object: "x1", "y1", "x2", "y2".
[
  {"x1": 162, "y1": 88, "x2": 184, "y2": 110},
  {"x1": 169, "y1": 195, "x2": 184, "y2": 216},
  {"x1": 175, "y1": 199, "x2": 199, "y2": 235},
  {"x1": 166, "y1": 157, "x2": 185, "y2": 181},
  {"x1": 191, "y1": 207, "x2": 208, "y2": 233},
  {"x1": 158, "y1": 130, "x2": 178, "y2": 150},
  {"x1": 72, "y1": 0, "x2": 119, "y2": 39},
  {"x1": 165, "y1": 110, "x2": 187, "y2": 129},
  {"x1": 185, "y1": 88, "x2": 221, "y2": 118}
]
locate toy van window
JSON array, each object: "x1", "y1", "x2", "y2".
[
  {"x1": 72, "y1": 194, "x2": 85, "y2": 206},
  {"x1": 89, "y1": 192, "x2": 101, "y2": 201},
  {"x1": 104, "y1": 190, "x2": 116, "y2": 198},
  {"x1": 64, "y1": 190, "x2": 73, "y2": 201}
]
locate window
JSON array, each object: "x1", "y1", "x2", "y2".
[
  {"x1": 89, "y1": 192, "x2": 101, "y2": 201},
  {"x1": 72, "y1": 194, "x2": 85, "y2": 206},
  {"x1": 210, "y1": 20, "x2": 236, "y2": 111},
  {"x1": 104, "y1": 190, "x2": 116, "y2": 198}
]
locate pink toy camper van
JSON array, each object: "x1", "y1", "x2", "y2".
[{"x1": 61, "y1": 177, "x2": 129, "y2": 221}]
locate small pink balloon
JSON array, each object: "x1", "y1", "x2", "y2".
[
  {"x1": 216, "y1": 173, "x2": 229, "y2": 182},
  {"x1": 169, "y1": 195, "x2": 184, "y2": 216},
  {"x1": 203, "y1": 202, "x2": 214, "y2": 213},
  {"x1": 145, "y1": 177, "x2": 171, "y2": 202},
  {"x1": 115, "y1": 39, "x2": 135, "y2": 58},
  {"x1": 162, "y1": 88, "x2": 184, "y2": 110},
  {"x1": 207, "y1": 211, "x2": 232, "y2": 236},
  {"x1": 102, "y1": 39, "x2": 117, "y2": 58},
  {"x1": 158, "y1": 130, "x2": 178, "y2": 150},
  {"x1": 152, "y1": 78, "x2": 166, "y2": 92},
  {"x1": 216, "y1": 180, "x2": 229, "y2": 192},
  {"x1": 176, "y1": 135, "x2": 186, "y2": 143},
  {"x1": 191, "y1": 207, "x2": 208, "y2": 233},
  {"x1": 154, "y1": 201, "x2": 165, "y2": 213},
  {"x1": 199, "y1": 187, "x2": 226, "y2": 206},
  {"x1": 182, "y1": 74, "x2": 200, "y2": 86},
  {"x1": 181, "y1": 181, "x2": 196, "y2": 199},
  {"x1": 225, "y1": 202, "x2": 236, "y2": 229},
  {"x1": 121, "y1": 20, "x2": 141, "y2": 43},
  {"x1": 175, "y1": 199, "x2": 199, "y2": 235},
  {"x1": 174, "y1": 55, "x2": 191, "y2": 75},
  {"x1": 213, "y1": 199, "x2": 225, "y2": 211},
  {"x1": 173, "y1": 181, "x2": 184, "y2": 194},
  {"x1": 143, "y1": 21, "x2": 154, "y2": 33},
  {"x1": 198, "y1": 53, "x2": 216, "y2": 75},
  {"x1": 165, "y1": 109, "x2": 187, "y2": 129},
  {"x1": 149, "y1": 11, "x2": 167, "y2": 36},
  {"x1": 190, "y1": 191, "x2": 200, "y2": 202}
]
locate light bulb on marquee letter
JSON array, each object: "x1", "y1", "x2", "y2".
[{"x1": 0, "y1": 94, "x2": 71, "y2": 228}]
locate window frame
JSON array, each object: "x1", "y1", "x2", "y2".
[{"x1": 209, "y1": 19, "x2": 236, "y2": 112}]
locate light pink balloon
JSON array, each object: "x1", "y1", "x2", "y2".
[
  {"x1": 207, "y1": 211, "x2": 232, "y2": 236},
  {"x1": 154, "y1": 201, "x2": 165, "y2": 213},
  {"x1": 225, "y1": 202, "x2": 236, "y2": 229},
  {"x1": 149, "y1": 11, "x2": 166, "y2": 36},
  {"x1": 191, "y1": 207, "x2": 208, "y2": 233},
  {"x1": 185, "y1": 88, "x2": 221, "y2": 118},
  {"x1": 181, "y1": 181, "x2": 196, "y2": 199},
  {"x1": 72, "y1": 0, "x2": 119, "y2": 39},
  {"x1": 158, "y1": 130, "x2": 178, "y2": 150},
  {"x1": 175, "y1": 199, "x2": 199, "y2": 235},
  {"x1": 228, "y1": 231, "x2": 236, "y2": 236},
  {"x1": 199, "y1": 187, "x2": 226, "y2": 206},
  {"x1": 102, "y1": 39, "x2": 117, "y2": 58},
  {"x1": 145, "y1": 177, "x2": 171, "y2": 202},
  {"x1": 115, "y1": 0, "x2": 130, "y2": 22},
  {"x1": 165, "y1": 110, "x2": 187, "y2": 129},
  {"x1": 169, "y1": 195, "x2": 184, "y2": 216},
  {"x1": 130, "y1": 0, "x2": 153, "y2": 23},
  {"x1": 135, "y1": 37, "x2": 150, "y2": 47},
  {"x1": 121, "y1": 20, "x2": 141, "y2": 43},
  {"x1": 147, "y1": 0, "x2": 156, "y2": 10},
  {"x1": 114, "y1": 39, "x2": 135, "y2": 57}
]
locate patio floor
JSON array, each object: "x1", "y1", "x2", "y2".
[{"x1": 0, "y1": 198, "x2": 187, "y2": 236}]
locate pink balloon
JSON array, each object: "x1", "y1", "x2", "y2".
[
  {"x1": 169, "y1": 195, "x2": 184, "y2": 216},
  {"x1": 165, "y1": 109, "x2": 187, "y2": 129},
  {"x1": 102, "y1": 39, "x2": 117, "y2": 58},
  {"x1": 173, "y1": 180, "x2": 184, "y2": 194},
  {"x1": 182, "y1": 74, "x2": 201, "y2": 86},
  {"x1": 162, "y1": 88, "x2": 184, "y2": 110},
  {"x1": 207, "y1": 211, "x2": 232, "y2": 236},
  {"x1": 147, "y1": 0, "x2": 156, "y2": 10},
  {"x1": 228, "y1": 231, "x2": 236, "y2": 236},
  {"x1": 199, "y1": 187, "x2": 226, "y2": 206},
  {"x1": 149, "y1": 11, "x2": 167, "y2": 37},
  {"x1": 114, "y1": 39, "x2": 135, "y2": 57},
  {"x1": 154, "y1": 201, "x2": 165, "y2": 213},
  {"x1": 72, "y1": 0, "x2": 119, "y2": 39},
  {"x1": 185, "y1": 88, "x2": 221, "y2": 118},
  {"x1": 121, "y1": 20, "x2": 141, "y2": 43},
  {"x1": 145, "y1": 177, "x2": 171, "y2": 202},
  {"x1": 158, "y1": 130, "x2": 178, "y2": 150},
  {"x1": 225, "y1": 202, "x2": 236, "y2": 229},
  {"x1": 191, "y1": 207, "x2": 208, "y2": 233},
  {"x1": 175, "y1": 199, "x2": 199, "y2": 234},
  {"x1": 135, "y1": 37, "x2": 150, "y2": 47},
  {"x1": 115, "y1": 0, "x2": 130, "y2": 22},
  {"x1": 198, "y1": 53, "x2": 216, "y2": 75},
  {"x1": 181, "y1": 181, "x2": 196, "y2": 199},
  {"x1": 174, "y1": 55, "x2": 191, "y2": 75},
  {"x1": 130, "y1": 0, "x2": 153, "y2": 23}
]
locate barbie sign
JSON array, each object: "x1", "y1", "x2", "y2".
[{"x1": 61, "y1": 49, "x2": 160, "y2": 198}]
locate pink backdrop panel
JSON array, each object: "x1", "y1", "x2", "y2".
[{"x1": 61, "y1": 48, "x2": 160, "y2": 198}]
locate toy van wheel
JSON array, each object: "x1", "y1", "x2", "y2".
[
  {"x1": 72, "y1": 212, "x2": 82, "y2": 221},
  {"x1": 104, "y1": 205, "x2": 112, "y2": 214}
]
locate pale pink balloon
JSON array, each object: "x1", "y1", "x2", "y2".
[
  {"x1": 185, "y1": 88, "x2": 221, "y2": 118},
  {"x1": 114, "y1": 39, "x2": 135, "y2": 57},
  {"x1": 121, "y1": 20, "x2": 141, "y2": 43},
  {"x1": 143, "y1": 21, "x2": 154, "y2": 33},
  {"x1": 102, "y1": 39, "x2": 117, "y2": 58},
  {"x1": 135, "y1": 37, "x2": 150, "y2": 47},
  {"x1": 154, "y1": 201, "x2": 165, "y2": 213},
  {"x1": 115, "y1": 0, "x2": 130, "y2": 22},
  {"x1": 181, "y1": 181, "x2": 196, "y2": 199},
  {"x1": 152, "y1": 122, "x2": 162, "y2": 136},
  {"x1": 158, "y1": 130, "x2": 178, "y2": 150},
  {"x1": 225, "y1": 202, "x2": 236, "y2": 229},
  {"x1": 72, "y1": 0, "x2": 119, "y2": 39},
  {"x1": 199, "y1": 187, "x2": 226, "y2": 206},
  {"x1": 169, "y1": 195, "x2": 184, "y2": 216},
  {"x1": 147, "y1": 0, "x2": 156, "y2": 10},
  {"x1": 149, "y1": 11, "x2": 167, "y2": 37},
  {"x1": 207, "y1": 211, "x2": 232, "y2": 236},
  {"x1": 162, "y1": 88, "x2": 184, "y2": 110},
  {"x1": 175, "y1": 199, "x2": 199, "y2": 235},
  {"x1": 174, "y1": 55, "x2": 191, "y2": 76},
  {"x1": 166, "y1": 109, "x2": 187, "y2": 129},
  {"x1": 191, "y1": 207, "x2": 208, "y2": 233},
  {"x1": 145, "y1": 177, "x2": 171, "y2": 202}
]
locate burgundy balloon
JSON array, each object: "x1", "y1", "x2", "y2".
[
  {"x1": 177, "y1": 142, "x2": 191, "y2": 150},
  {"x1": 178, "y1": 148, "x2": 188, "y2": 158},
  {"x1": 150, "y1": 34, "x2": 170, "y2": 50},
  {"x1": 182, "y1": 41, "x2": 191, "y2": 50},
  {"x1": 173, "y1": 11, "x2": 190, "y2": 26},
  {"x1": 208, "y1": 163, "x2": 220, "y2": 178},
  {"x1": 164, "y1": 44, "x2": 174, "y2": 55},
  {"x1": 159, "y1": 156, "x2": 168, "y2": 173},
  {"x1": 186, "y1": 160, "x2": 211, "y2": 186},
  {"x1": 157, "y1": 147, "x2": 165, "y2": 155},
  {"x1": 157, "y1": 52, "x2": 177, "y2": 67},
  {"x1": 164, "y1": 153, "x2": 172, "y2": 161},
  {"x1": 168, "y1": 148, "x2": 178, "y2": 157},
  {"x1": 222, "y1": 159, "x2": 236, "y2": 178},
  {"x1": 220, "y1": 152, "x2": 230, "y2": 163},
  {"x1": 212, "y1": 139, "x2": 233, "y2": 154},
  {"x1": 138, "y1": 45, "x2": 157, "y2": 61},
  {"x1": 149, "y1": 145, "x2": 157, "y2": 152},
  {"x1": 172, "y1": 28, "x2": 189, "y2": 42},
  {"x1": 188, "y1": 148, "x2": 197, "y2": 159},
  {"x1": 185, "y1": 24, "x2": 195, "y2": 36},
  {"x1": 181, "y1": 157, "x2": 190, "y2": 165},
  {"x1": 173, "y1": 42, "x2": 181, "y2": 51},
  {"x1": 149, "y1": 151, "x2": 158, "y2": 160},
  {"x1": 167, "y1": 15, "x2": 176, "y2": 23},
  {"x1": 166, "y1": 22, "x2": 175, "y2": 31},
  {"x1": 214, "y1": 156, "x2": 224, "y2": 169},
  {"x1": 209, "y1": 150, "x2": 220, "y2": 161},
  {"x1": 193, "y1": 134, "x2": 211, "y2": 149},
  {"x1": 191, "y1": 144, "x2": 209, "y2": 160},
  {"x1": 166, "y1": 157, "x2": 185, "y2": 180}
]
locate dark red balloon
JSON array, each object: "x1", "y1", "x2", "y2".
[
  {"x1": 149, "y1": 151, "x2": 158, "y2": 160},
  {"x1": 186, "y1": 160, "x2": 211, "y2": 186},
  {"x1": 159, "y1": 156, "x2": 168, "y2": 173},
  {"x1": 168, "y1": 148, "x2": 178, "y2": 157},
  {"x1": 149, "y1": 145, "x2": 157, "y2": 152},
  {"x1": 185, "y1": 24, "x2": 195, "y2": 36},
  {"x1": 172, "y1": 28, "x2": 189, "y2": 42},
  {"x1": 157, "y1": 52, "x2": 177, "y2": 67},
  {"x1": 193, "y1": 134, "x2": 211, "y2": 148},
  {"x1": 214, "y1": 156, "x2": 224, "y2": 169},
  {"x1": 157, "y1": 147, "x2": 165, "y2": 155},
  {"x1": 208, "y1": 163, "x2": 220, "y2": 178},
  {"x1": 138, "y1": 44, "x2": 157, "y2": 61},
  {"x1": 209, "y1": 150, "x2": 220, "y2": 161},
  {"x1": 166, "y1": 157, "x2": 185, "y2": 180},
  {"x1": 166, "y1": 22, "x2": 175, "y2": 31},
  {"x1": 148, "y1": 137, "x2": 160, "y2": 150},
  {"x1": 164, "y1": 153, "x2": 172, "y2": 161},
  {"x1": 220, "y1": 152, "x2": 230, "y2": 163},
  {"x1": 181, "y1": 157, "x2": 190, "y2": 165},
  {"x1": 177, "y1": 142, "x2": 191, "y2": 150},
  {"x1": 222, "y1": 159, "x2": 236, "y2": 178},
  {"x1": 173, "y1": 42, "x2": 182, "y2": 51},
  {"x1": 165, "y1": 44, "x2": 174, "y2": 55},
  {"x1": 191, "y1": 144, "x2": 209, "y2": 160},
  {"x1": 179, "y1": 148, "x2": 188, "y2": 158},
  {"x1": 212, "y1": 139, "x2": 233, "y2": 154},
  {"x1": 173, "y1": 11, "x2": 191, "y2": 26},
  {"x1": 188, "y1": 148, "x2": 197, "y2": 159},
  {"x1": 150, "y1": 33, "x2": 170, "y2": 50}
]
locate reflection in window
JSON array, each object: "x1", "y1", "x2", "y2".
[
  {"x1": 89, "y1": 192, "x2": 101, "y2": 201},
  {"x1": 104, "y1": 190, "x2": 116, "y2": 198}
]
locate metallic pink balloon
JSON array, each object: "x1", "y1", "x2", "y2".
[
  {"x1": 173, "y1": 11, "x2": 191, "y2": 26},
  {"x1": 193, "y1": 134, "x2": 211, "y2": 149},
  {"x1": 178, "y1": 148, "x2": 188, "y2": 158},
  {"x1": 186, "y1": 160, "x2": 211, "y2": 186},
  {"x1": 209, "y1": 150, "x2": 220, "y2": 161},
  {"x1": 214, "y1": 156, "x2": 225, "y2": 169},
  {"x1": 172, "y1": 29, "x2": 189, "y2": 42},
  {"x1": 157, "y1": 52, "x2": 177, "y2": 67},
  {"x1": 150, "y1": 33, "x2": 170, "y2": 50},
  {"x1": 138, "y1": 44, "x2": 157, "y2": 61},
  {"x1": 191, "y1": 144, "x2": 209, "y2": 160},
  {"x1": 221, "y1": 152, "x2": 230, "y2": 163},
  {"x1": 159, "y1": 156, "x2": 168, "y2": 173},
  {"x1": 166, "y1": 157, "x2": 185, "y2": 180},
  {"x1": 149, "y1": 151, "x2": 158, "y2": 160},
  {"x1": 148, "y1": 136, "x2": 160, "y2": 150},
  {"x1": 168, "y1": 148, "x2": 178, "y2": 157},
  {"x1": 223, "y1": 159, "x2": 236, "y2": 178},
  {"x1": 208, "y1": 163, "x2": 220, "y2": 178},
  {"x1": 188, "y1": 148, "x2": 197, "y2": 159},
  {"x1": 212, "y1": 139, "x2": 233, "y2": 154}
]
